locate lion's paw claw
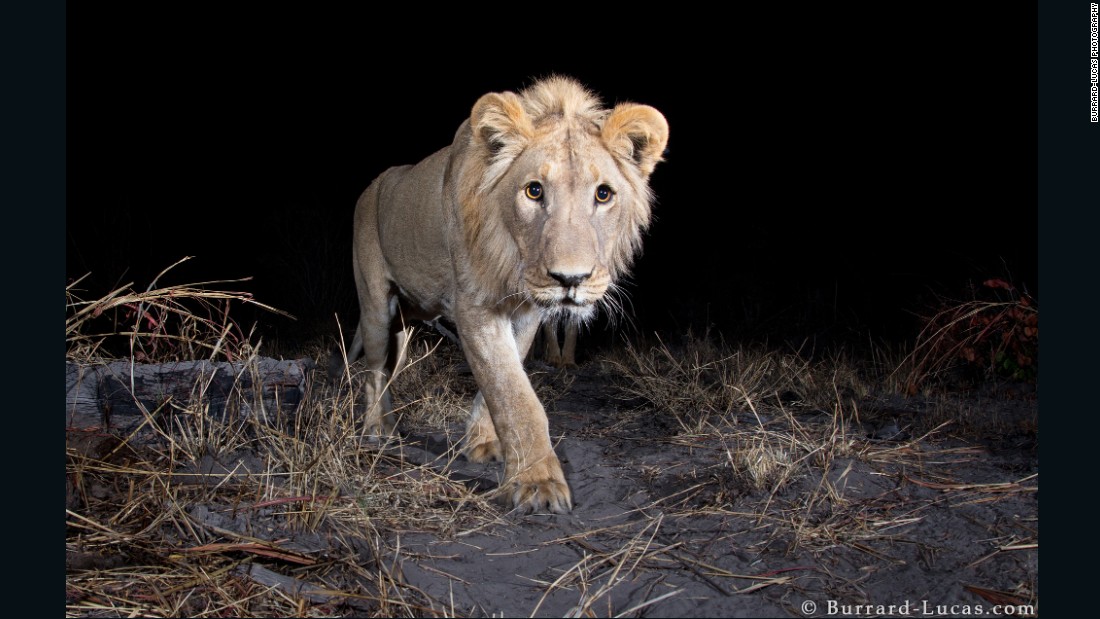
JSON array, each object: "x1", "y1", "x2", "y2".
[{"x1": 509, "y1": 480, "x2": 573, "y2": 514}]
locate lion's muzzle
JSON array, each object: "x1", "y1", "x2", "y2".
[{"x1": 529, "y1": 270, "x2": 605, "y2": 315}]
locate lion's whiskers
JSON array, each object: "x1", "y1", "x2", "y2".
[{"x1": 598, "y1": 283, "x2": 633, "y2": 330}]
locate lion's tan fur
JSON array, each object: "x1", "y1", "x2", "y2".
[{"x1": 340, "y1": 76, "x2": 667, "y2": 513}]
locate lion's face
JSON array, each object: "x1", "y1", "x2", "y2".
[
  {"x1": 458, "y1": 77, "x2": 669, "y2": 320},
  {"x1": 503, "y1": 129, "x2": 637, "y2": 319}
]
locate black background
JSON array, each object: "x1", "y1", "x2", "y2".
[{"x1": 65, "y1": 7, "x2": 1039, "y2": 351}]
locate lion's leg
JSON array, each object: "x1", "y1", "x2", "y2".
[
  {"x1": 560, "y1": 321, "x2": 578, "y2": 367},
  {"x1": 347, "y1": 178, "x2": 400, "y2": 439},
  {"x1": 514, "y1": 311, "x2": 542, "y2": 360},
  {"x1": 356, "y1": 307, "x2": 397, "y2": 437},
  {"x1": 463, "y1": 392, "x2": 502, "y2": 462},
  {"x1": 351, "y1": 256, "x2": 397, "y2": 437},
  {"x1": 458, "y1": 307, "x2": 571, "y2": 513},
  {"x1": 465, "y1": 313, "x2": 540, "y2": 462},
  {"x1": 542, "y1": 321, "x2": 563, "y2": 366}
]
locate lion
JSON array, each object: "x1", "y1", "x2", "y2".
[{"x1": 337, "y1": 76, "x2": 668, "y2": 513}]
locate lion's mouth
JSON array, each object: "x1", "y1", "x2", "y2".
[
  {"x1": 529, "y1": 284, "x2": 602, "y2": 309},
  {"x1": 560, "y1": 293, "x2": 586, "y2": 307},
  {"x1": 561, "y1": 286, "x2": 586, "y2": 304}
]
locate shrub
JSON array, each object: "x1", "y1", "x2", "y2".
[{"x1": 900, "y1": 278, "x2": 1037, "y2": 392}]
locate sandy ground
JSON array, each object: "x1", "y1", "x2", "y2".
[
  {"x1": 66, "y1": 358, "x2": 1038, "y2": 617},
  {"x1": 381, "y1": 367, "x2": 1038, "y2": 617}
]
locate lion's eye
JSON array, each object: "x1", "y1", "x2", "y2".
[
  {"x1": 595, "y1": 184, "x2": 614, "y2": 204},
  {"x1": 525, "y1": 182, "x2": 544, "y2": 201}
]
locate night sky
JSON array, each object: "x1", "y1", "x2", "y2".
[{"x1": 65, "y1": 8, "x2": 1039, "y2": 351}]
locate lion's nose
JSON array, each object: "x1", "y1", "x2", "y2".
[{"x1": 549, "y1": 270, "x2": 591, "y2": 288}]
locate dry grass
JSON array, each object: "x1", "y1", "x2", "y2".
[
  {"x1": 66, "y1": 266, "x2": 501, "y2": 617},
  {"x1": 530, "y1": 515, "x2": 684, "y2": 618},
  {"x1": 67, "y1": 257, "x2": 291, "y2": 363},
  {"x1": 600, "y1": 331, "x2": 1033, "y2": 566},
  {"x1": 605, "y1": 332, "x2": 867, "y2": 519},
  {"x1": 67, "y1": 343, "x2": 500, "y2": 617},
  {"x1": 66, "y1": 268, "x2": 1038, "y2": 616},
  {"x1": 606, "y1": 333, "x2": 873, "y2": 436}
]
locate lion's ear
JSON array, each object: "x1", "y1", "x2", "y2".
[
  {"x1": 470, "y1": 91, "x2": 534, "y2": 160},
  {"x1": 601, "y1": 104, "x2": 669, "y2": 177}
]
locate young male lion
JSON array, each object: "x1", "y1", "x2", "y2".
[{"x1": 338, "y1": 76, "x2": 668, "y2": 513}]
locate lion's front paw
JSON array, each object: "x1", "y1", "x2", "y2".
[
  {"x1": 362, "y1": 405, "x2": 396, "y2": 440},
  {"x1": 504, "y1": 456, "x2": 572, "y2": 513},
  {"x1": 361, "y1": 385, "x2": 396, "y2": 440},
  {"x1": 507, "y1": 478, "x2": 573, "y2": 514},
  {"x1": 465, "y1": 438, "x2": 503, "y2": 463},
  {"x1": 363, "y1": 417, "x2": 396, "y2": 441}
]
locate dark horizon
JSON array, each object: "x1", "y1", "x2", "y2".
[{"x1": 65, "y1": 8, "x2": 1038, "y2": 352}]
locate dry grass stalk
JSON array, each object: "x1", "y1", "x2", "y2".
[
  {"x1": 531, "y1": 515, "x2": 677, "y2": 618},
  {"x1": 67, "y1": 257, "x2": 292, "y2": 363}
]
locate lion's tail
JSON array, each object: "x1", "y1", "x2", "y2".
[{"x1": 327, "y1": 327, "x2": 364, "y2": 381}]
